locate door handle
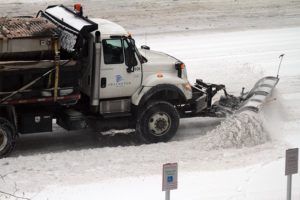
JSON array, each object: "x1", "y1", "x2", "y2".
[{"x1": 101, "y1": 78, "x2": 107, "y2": 88}]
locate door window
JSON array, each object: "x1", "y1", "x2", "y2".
[{"x1": 103, "y1": 39, "x2": 124, "y2": 64}]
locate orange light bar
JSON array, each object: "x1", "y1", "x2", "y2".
[
  {"x1": 180, "y1": 63, "x2": 185, "y2": 70},
  {"x1": 74, "y1": 3, "x2": 82, "y2": 13}
]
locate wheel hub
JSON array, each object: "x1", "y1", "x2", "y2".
[
  {"x1": 148, "y1": 112, "x2": 171, "y2": 136},
  {"x1": 0, "y1": 129, "x2": 7, "y2": 152},
  {"x1": 155, "y1": 118, "x2": 167, "y2": 131}
]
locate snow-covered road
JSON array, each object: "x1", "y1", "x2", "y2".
[{"x1": 1, "y1": 27, "x2": 300, "y2": 199}]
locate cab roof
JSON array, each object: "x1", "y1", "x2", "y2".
[{"x1": 92, "y1": 18, "x2": 128, "y2": 38}]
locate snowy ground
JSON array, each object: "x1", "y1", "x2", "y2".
[{"x1": 1, "y1": 1, "x2": 300, "y2": 200}]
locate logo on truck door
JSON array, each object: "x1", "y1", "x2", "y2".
[
  {"x1": 107, "y1": 75, "x2": 131, "y2": 87},
  {"x1": 116, "y1": 75, "x2": 124, "y2": 83}
]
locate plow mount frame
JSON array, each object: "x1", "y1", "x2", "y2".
[{"x1": 182, "y1": 76, "x2": 279, "y2": 118}]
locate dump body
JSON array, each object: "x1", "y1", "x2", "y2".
[
  {"x1": 0, "y1": 16, "x2": 81, "y2": 104},
  {"x1": 0, "y1": 17, "x2": 57, "y2": 61}
]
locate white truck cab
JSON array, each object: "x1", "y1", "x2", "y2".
[{"x1": 84, "y1": 17, "x2": 193, "y2": 116}]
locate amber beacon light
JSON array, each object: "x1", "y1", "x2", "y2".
[{"x1": 74, "y1": 3, "x2": 83, "y2": 15}]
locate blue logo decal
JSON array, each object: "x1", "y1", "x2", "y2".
[
  {"x1": 167, "y1": 176, "x2": 173, "y2": 183},
  {"x1": 116, "y1": 75, "x2": 124, "y2": 83}
]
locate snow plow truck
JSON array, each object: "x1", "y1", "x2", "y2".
[{"x1": 0, "y1": 4, "x2": 279, "y2": 157}]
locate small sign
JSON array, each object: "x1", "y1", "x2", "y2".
[
  {"x1": 285, "y1": 148, "x2": 299, "y2": 175},
  {"x1": 162, "y1": 163, "x2": 178, "y2": 191}
]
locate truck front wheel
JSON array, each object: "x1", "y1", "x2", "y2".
[
  {"x1": 136, "y1": 101, "x2": 179, "y2": 143},
  {"x1": 0, "y1": 118, "x2": 16, "y2": 158}
]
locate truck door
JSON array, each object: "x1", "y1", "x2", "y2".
[{"x1": 99, "y1": 38, "x2": 142, "y2": 100}]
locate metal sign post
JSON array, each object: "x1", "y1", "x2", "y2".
[
  {"x1": 285, "y1": 148, "x2": 298, "y2": 200},
  {"x1": 162, "y1": 163, "x2": 178, "y2": 200},
  {"x1": 165, "y1": 190, "x2": 170, "y2": 200}
]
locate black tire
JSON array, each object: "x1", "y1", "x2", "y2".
[
  {"x1": 136, "y1": 101, "x2": 180, "y2": 143},
  {"x1": 0, "y1": 118, "x2": 16, "y2": 158}
]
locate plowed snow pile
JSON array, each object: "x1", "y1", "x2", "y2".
[{"x1": 203, "y1": 111, "x2": 269, "y2": 149}]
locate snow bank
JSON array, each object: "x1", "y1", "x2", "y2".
[{"x1": 206, "y1": 111, "x2": 269, "y2": 149}]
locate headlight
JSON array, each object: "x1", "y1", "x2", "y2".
[
  {"x1": 175, "y1": 62, "x2": 185, "y2": 78},
  {"x1": 175, "y1": 62, "x2": 185, "y2": 70}
]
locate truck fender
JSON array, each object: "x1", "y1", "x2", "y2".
[
  {"x1": 132, "y1": 73, "x2": 192, "y2": 106},
  {"x1": 131, "y1": 84, "x2": 187, "y2": 107}
]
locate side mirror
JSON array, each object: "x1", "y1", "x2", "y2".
[
  {"x1": 141, "y1": 45, "x2": 150, "y2": 50},
  {"x1": 126, "y1": 46, "x2": 138, "y2": 73}
]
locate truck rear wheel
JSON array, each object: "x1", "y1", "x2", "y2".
[
  {"x1": 0, "y1": 118, "x2": 16, "y2": 158},
  {"x1": 136, "y1": 101, "x2": 179, "y2": 143}
]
